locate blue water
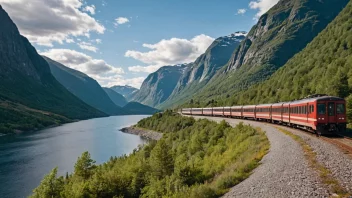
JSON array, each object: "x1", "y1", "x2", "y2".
[{"x1": 0, "y1": 115, "x2": 149, "y2": 198}]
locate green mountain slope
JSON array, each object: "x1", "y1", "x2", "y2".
[
  {"x1": 230, "y1": 1, "x2": 352, "y2": 106},
  {"x1": 158, "y1": 32, "x2": 246, "y2": 109},
  {"x1": 0, "y1": 6, "x2": 105, "y2": 133},
  {"x1": 44, "y1": 57, "x2": 126, "y2": 115},
  {"x1": 123, "y1": 102, "x2": 159, "y2": 115},
  {"x1": 103, "y1": 87, "x2": 128, "y2": 107},
  {"x1": 132, "y1": 64, "x2": 188, "y2": 107},
  {"x1": 185, "y1": 0, "x2": 349, "y2": 106}
]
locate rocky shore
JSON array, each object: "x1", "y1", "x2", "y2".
[{"x1": 120, "y1": 126, "x2": 163, "y2": 140}]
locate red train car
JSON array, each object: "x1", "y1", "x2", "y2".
[
  {"x1": 203, "y1": 108, "x2": 213, "y2": 116},
  {"x1": 242, "y1": 105, "x2": 256, "y2": 119},
  {"x1": 271, "y1": 103, "x2": 284, "y2": 123},
  {"x1": 224, "y1": 107, "x2": 231, "y2": 117},
  {"x1": 231, "y1": 106, "x2": 243, "y2": 118},
  {"x1": 181, "y1": 95, "x2": 347, "y2": 135},
  {"x1": 191, "y1": 108, "x2": 203, "y2": 116},
  {"x1": 288, "y1": 96, "x2": 346, "y2": 134},
  {"x1": 256, "y1": 104, "x2": 272, "y2": 121},
  {"x1": 213, "y1": 107, "x2": 224, "y2": 117},
  {"x1": 182, "y1": 108, "x2": 192, "y2": 115}
]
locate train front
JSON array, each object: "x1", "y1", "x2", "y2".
[{"x1": 316, "y1": 96, "x2": 347, "y2": 134}]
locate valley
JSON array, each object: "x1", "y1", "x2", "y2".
[{"x1": 0, "y1": 0, "x2": 352, "y2": 197}]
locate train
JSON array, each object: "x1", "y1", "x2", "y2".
[{"x1": 181, "y1": 95, "x2": 347, "y2": 135}]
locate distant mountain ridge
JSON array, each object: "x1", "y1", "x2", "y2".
[
  {"x1": 103, "y1": 87, "x2": 128, "y2": 107},
  {"x1": 44, "y1": 57, "x2": 127, "y2": 115},
  {"x1": 110, "y1": 85, "x2": 139, "y2": 101},
  {"x1": 131, "y1": 64, "x2": 188, "y2": 107},
  {"x1": 158, "y1": 32, "x2": 246, "y2": 108}
]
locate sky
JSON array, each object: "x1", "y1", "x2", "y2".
[{"x1": 0, "y1": 0, "x2": 279, "y2": 88}]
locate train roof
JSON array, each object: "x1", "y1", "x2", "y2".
[
  {"x1": 256, "y1": 103, "x2": 274, "y2": 107},
  {"x1": 289, "y1": 96, "x2": 345, "y2": 104},
  {"x1": 230, "y1": 105, "x2": 243, "y2": 108}
]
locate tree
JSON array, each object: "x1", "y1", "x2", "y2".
[
  {"x1": 30, "y1": 167, "x2": 63, "y2": 198},
  {"x1": 74, "y1": 151, "x2": 96, "y2": 180},
  {"x1": 346, "y1": 95, "x2": 352, "y2": 123},
  {"x1": 149, "y1": 139, "x2": 174, "y2": 179}
]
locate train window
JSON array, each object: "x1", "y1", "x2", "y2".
[
  {"x1": 318, "y1": 104, "x2": 326, "y2": 115},
  {"x1": 328, "y1": 103, "x2": 335, "y2": 116},
  {"x1": 337, "y1": 104, "x2": 345, "y2": 114}
]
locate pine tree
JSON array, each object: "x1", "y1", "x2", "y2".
[
  {"x1": 74, "y1": 151, "x2": 96, "y2": 180},
  {"x1": 30, "y1": 167, "x2": 63, "y2": 198}
]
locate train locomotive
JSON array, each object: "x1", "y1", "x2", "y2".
[{"x1": 181, "y1": 95, "x2": 347, "y2": 135}]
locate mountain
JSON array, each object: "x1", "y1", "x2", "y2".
[
  {"x1": 132, "y1": 64, "x2": 188, "y2": 107},
  {"x1": 122, "y1": 102, "x2": 159, "y2": 115},
  {"x1": 158, "y1": 32, "x2": 246, "y2": 108},
  {"x1": 44, "y1": 57, "x2": 127, "y2": 115},
  {"x1": 103, "y1": 87, "x2": 128, "y2": 107},
  {"x1": 231, "y1": 0, "x2": 352, "y2": 106},
  {"x1": 0, "y1": 6, "x2": 105, "y2": 133},
  {"x1": 183, "y1": 0, "x2": 350, "y2": 107},
  {"x1": 110, "y1": 85, "x2": 139, "y2": 101}
]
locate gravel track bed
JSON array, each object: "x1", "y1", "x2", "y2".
[
  {"x1": 282, "y1": 127, "x2": 352, "y2": 193},
  {"x1": 192, "y1": 116, "x2": 329, "y2": 198}
]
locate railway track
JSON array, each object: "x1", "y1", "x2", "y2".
[{"x1": 268, "y1": 123, "x2": 352, "y2": 156}]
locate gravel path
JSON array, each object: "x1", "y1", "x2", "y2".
[
  {"x1": 192, "y1": 116, "x2": 330, "y2": 198},
  {"x1": 282, "y1": 127, "x2": 352, "y2": 193}
]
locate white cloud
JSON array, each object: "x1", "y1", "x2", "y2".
[
  {"x1": 125, "y1": 34, "x2": 214, "y2": 73},
  {"x1": 0, "y1": 0, "x2": 105, "y2": 46},
  {"x1": 95, "y1": 39, "x2": 102, "y2": 44},
  {"x1": 249, "y1": 0, "x2": 279, "y2": 17},
  {"x1": 128, "y1": 65, "x2": 161, "y2": 73},
  {"x1": 83, "y1": 5, "x2": 96, "y2": 15},
  {"x1": 65, "y1": 38, "x2": 75, "y2": 43},
  {"x1": 41, "y1": 49, "x2": 123, "y2": 76},
  {"x1": 41, "y1": 49, "x2": 144, "y2": 88},
  {"x1": 114, "y1": 17, "x2": 129, "y2": 26},
  {"x1": 237, "y1": 9, "x2": 247, "y2": 15},
  {"x1": 98, "y1": 76, "x2": 145, "y2": 89},
  {"x1": 78, "y1": 42, "x2": 98, "y2": 52}
]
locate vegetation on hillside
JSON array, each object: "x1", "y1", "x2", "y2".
[
  {"x1": 0, "y1": 6, "x2": 106, "y2": 130},
  {"x1": 0, "y1": 100, "x2": 70, "y2": 134},
  {"x1": 179, "y1": 0, "x2": 349, "y2": 109},
  {"x1": 182, "y1": 1, "x2": 352, "y2": 123},
  {"x1": 31, "y1": 111, "x2": 269, "y2": 197}
]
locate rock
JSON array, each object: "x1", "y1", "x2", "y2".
[{"x1": 120, "y1": 127, "x2": 163, "y2": 140}]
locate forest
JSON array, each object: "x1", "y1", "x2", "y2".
[{"x1": 30, "y1": 111, "x2": 269, "y2": 198}]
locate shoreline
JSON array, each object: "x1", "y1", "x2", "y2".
[{"x1": 120, "y1": 126, "x2": 163, "y2": 140}]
